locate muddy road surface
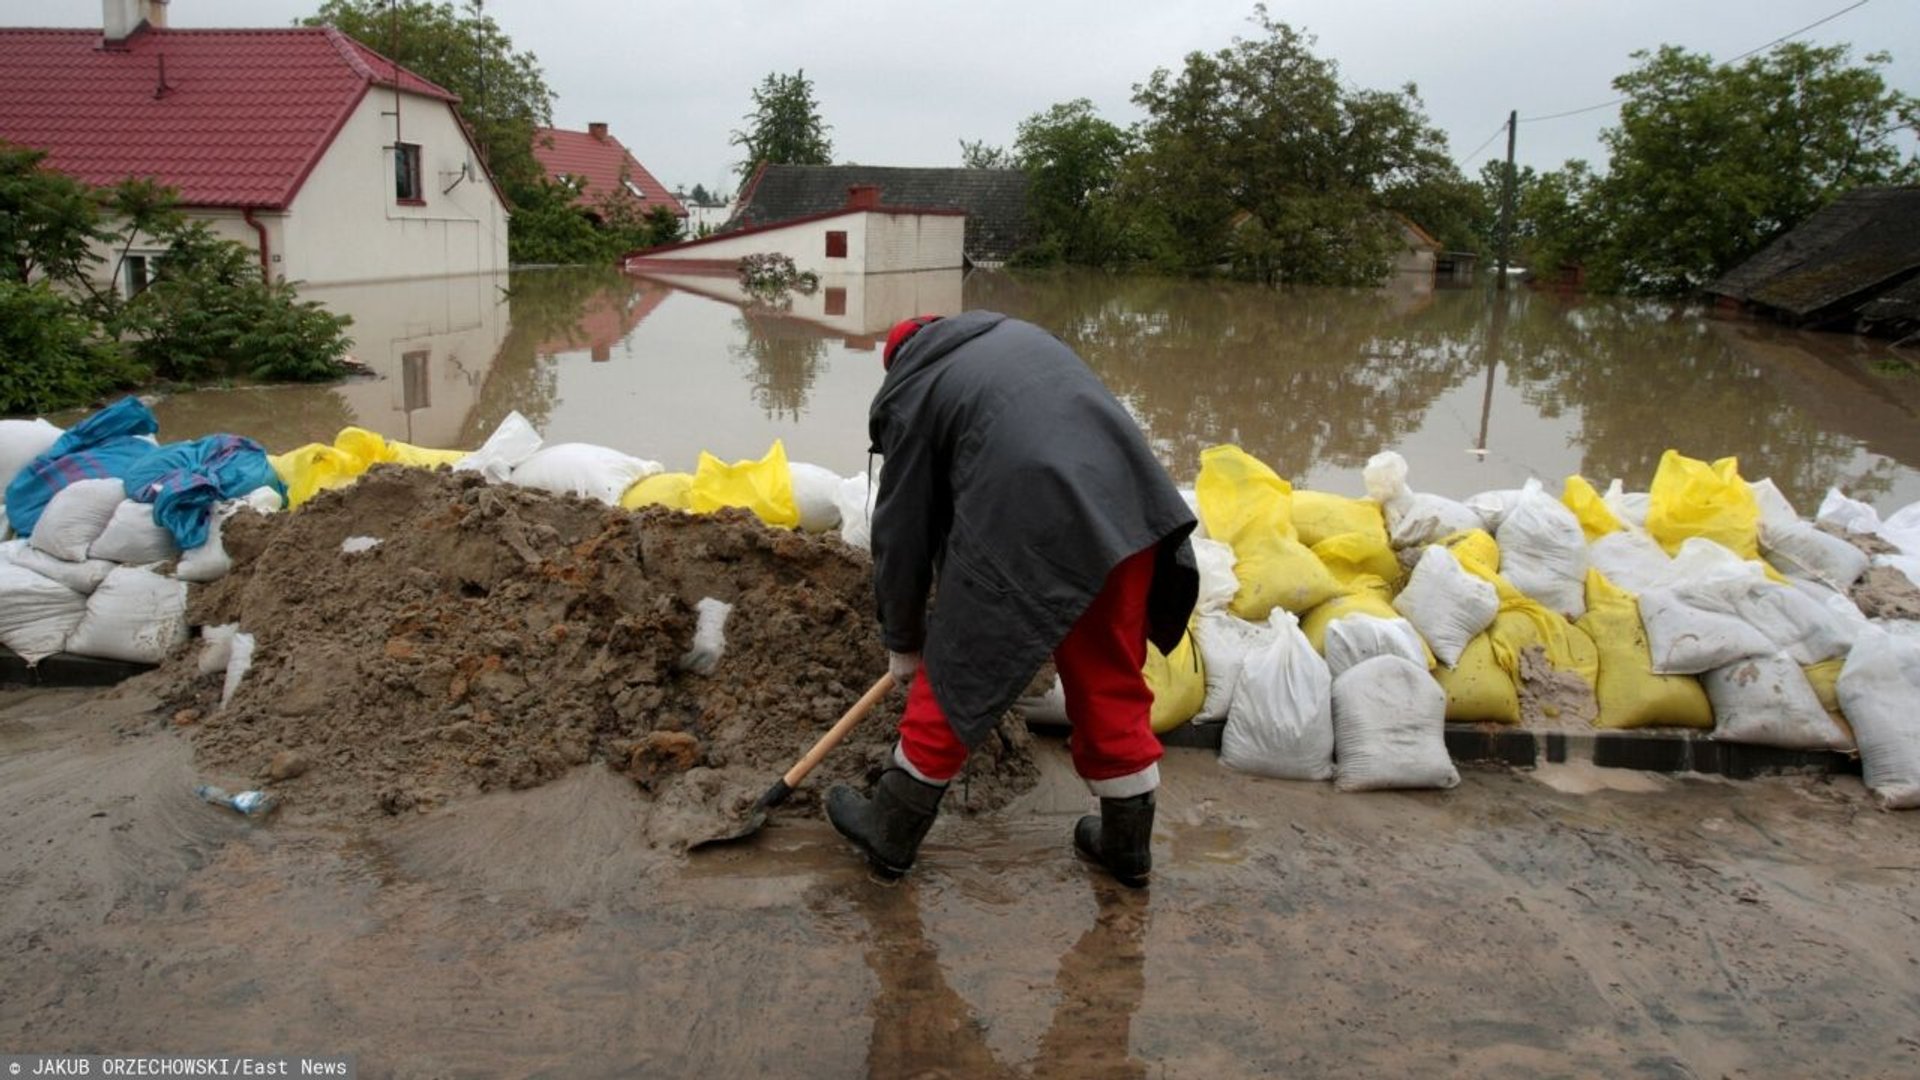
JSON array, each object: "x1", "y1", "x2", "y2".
[{"x1": 3, "y1": 686, "x2": 1917, "y2": 1078}]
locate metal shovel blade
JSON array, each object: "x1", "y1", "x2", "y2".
[{"x1": 688, "y1": 779, "x2": 792, "y2": 850}]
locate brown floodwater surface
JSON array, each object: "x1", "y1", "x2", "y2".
[{"x1": 123, "y1": 266, "x2": 1920, "y2": 513}]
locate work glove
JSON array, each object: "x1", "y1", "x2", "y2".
[{"x1": 888, "y1": 650, "x2": 921, "y2": 686}]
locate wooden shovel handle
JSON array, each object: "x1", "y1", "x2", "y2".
[{"x1": 782, "y1": 672, "x2": 897, "y2": 789}]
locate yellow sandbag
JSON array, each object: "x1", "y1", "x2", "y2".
[
  {"x1": 1440, "y1": 528, "x2": 1500, "y2": 576},
  {"x1": 1562, "y1": 475, "x2": 1622, "y2": 542},
  {"x1": 1312, "y1": 530, "x2": 1400, "y2": 588},
  {"x1": 268, "y1": 443, "x2": 368, "y2": 509},
  {"x1": 621, "y1": 472, "x2": 694, "y2": 511},
  {"x1": 1460, "y1": 554, "x2": 1599, "y2": 685},
  {"x1": 1291, "y1": 490, "x2": 1384, "y2": 547},
  {"x1": 1144, "y1": 628, "x2": 1206, "y2": 734},
  {"x1": 387, "y1": 442, "x2": 467, "y2": 468},
  {"x1": 689, "y1": 440, "x2": 800, "y2": 528},
  {"x1": 332, "y1": 426, "x2": 467, "y2": 470},
  {"x1": 1434, "y1": 632, "x2": 1522, "y2": 724},
  {"x1": 1646, "y1": 450, "x2": 1760, "y2": 560},
  {"x1": 1577, "y1": 570, "x2": 1712, "y2": 729},
  {"x1": 1195, "y1": 445, "x2": 1342, "y2": 618},
  {"x1": 1801, "y1": 658, "x2": 1855, "y2": 742},
  {"x1": 1299, "y1": 576, "x2": 1397, "y2": 653}
]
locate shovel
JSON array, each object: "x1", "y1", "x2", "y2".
[{"x1": 689, "y1": 672, "x2": 897, "y2": 850}]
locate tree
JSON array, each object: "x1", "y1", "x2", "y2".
[
  {"x1": 306, "y1": 1, "x2": 556, "y2": 200},
  {"x1": 1584, "y1": 42, "x2": 1918, "y2": 295},
  {"x1": 688, "y1": 183, "x2": 715, "y2": 207},
  {"x1": 959, "y1": 139, "x2": 1011, "y2": 169},
  {"x1": 1013, "y1": 100, "x2": 1133, "y2": 265},
  {"x1": 729, "y1": 70, "x2": 833, "y2": 190}
]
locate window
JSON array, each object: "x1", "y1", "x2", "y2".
[
  {"x1": 401, "y1": 349, "x2": 431, "y2": 412},
  {"x1": 123, "y1": 254, "x2": 151, "y2": 297},
  {"x1": 825, "y1": 230, "x2": 848, "y2": 258},
  {"x1": 395, "y1": 143, "x2": 423, "y2": 203},
  {"x1": 823, "y1": 287, "x2": 847, "y2": 316}
]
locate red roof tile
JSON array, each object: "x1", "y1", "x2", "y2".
[
  {"x1": 0, "y1": 26, "x2": 458, "y2": 209},
  {"x1": 532, "y1": 126, "x2": 685, "y2": 217}
]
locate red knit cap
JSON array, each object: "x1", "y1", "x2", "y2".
[{"x1": 883, "y1": 315, "x2": 943, "y2": 369}]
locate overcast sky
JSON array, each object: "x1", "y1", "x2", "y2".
[{"x1": 7, "y1": 0, "x2": 1915, "y2": 194}]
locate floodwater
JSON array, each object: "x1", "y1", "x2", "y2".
[{"x1": 130, "y1": 266, "x2": 1920, "y2": 511}]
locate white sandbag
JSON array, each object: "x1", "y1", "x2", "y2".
[
  {"x1": 510, "y1": 443, "x2": 661, "y2": 505},
  {"x1": 199, "y1": 623, "x2": 239, "y2": 675},
  {"x1": 1193, "y1": 610, "x2": 1274, "y2": 722},
  {"x1": 222, "y1": 630, "x2": 255, "y2": 707},
  {"x1": 1392, "y1": 545, "x2": 1498, "y2": 668},
  {"x1": 1837, "y1": 628, "x2": 1920, "y2": 808},
  {"x1": 1747, "y1": 478, "x2": 1801, "y2": 536},
  {"x1": 1465, "y1": 488, "x2": 1525, "y2": 533},
  {"x1": 64, "y1": 566, "x2": 189, "y2": 664},
  {"x1": 1637, "y1": 538, "x2": 1850, "y2": 670},
  {"x1": 679, "y1": 596, "x2": 733, "y2": 675},
  {"x1": 1192, "y1": 537, "x2": 1239, "y2": 615},
  {"x1": 175, "y1": 508, "x2": 232, "y2": 584},
  {"x1": 1881, "y1": 501, "x2": 1920, "y2": 557},
  {"x1": 1177, "y1": 488, "x2": 1209, "y2": 540},
  {"x1": 1363, "y1": 450, "x2": 1480, "y2": 549},
  {"x1": 1639, "y1": 586, "x2": 1773, "y2": 674},
  {"x1": 0, "y1": 418, "x2": 62, "y2": 490},
  {"x1": 1323, "y1": 613, "x2": 1427, "y2": 678},
  {"x1": 1816, "y1": 488, "x2": 1880, "y2": 535},
  {"x1": 30, "y1": 478, "x2": 126, "y2": 561},
  {"x1": 88, "y1": 500, "x2": 181, "y2": 565},
  {"x1": 1496, "y1": 479, "x2": 1588, "y2": 619},
  {"x1": 1788, "y1": 577, "x2": 1873, "y2": 637},
  {"x1": 1331, "y1": 655, "x2": 1459, "y2": 792},
  {"x1": 340, "y1": 536, "x2": 381, "y2": 554},
  {"x1": 1016, "y1": 675, "x2": 1068, "y2": 724},
  {"x1": 834, "y1": 470, "x2": 876, "y2": 551},
  {"x1": 1704, "y1": 653, "x2": 1850, "y2": 751},
  {"x1": 453, "y1": 410, "x2": 543, "y2": 483},
  {"x1": 237, "y1": 486, "x2": 284, "y2": 514},
  {"x1": 1602, "y1": 480, "x2": 1651, "y2": 529},
  {"x1": 1587, "y1": 528, "x2": 1672, "y2": 595},
  {"x1": 1875, "y1": 552, "x2": 1920, "y2": 590},
  {"x1": 788, "y1": 462, "x2": 843, "y2": 533},
  {"x1": 7, "y1": 543, "x2": 115, "y2": 594},
  {"x1": 1763, "y1": 518, "x2": 1869, "y2": 591},
  {"x1": 0, "y1": 506, "x2": 9, "y2": 541},
  {"x1": 1221, "y1": 610, "x2": 1334, "y2": 781},
  {"x1": 0, "y1": 538, "x2": 23, "y2": 562},
  {"x1": 0, "y1": 562, "x2": 87, "y2": 663}
]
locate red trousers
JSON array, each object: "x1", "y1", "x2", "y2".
[{"x1": 897, "y1": 545, "x2": 1164, "y2": 796}]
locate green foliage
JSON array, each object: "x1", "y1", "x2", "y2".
[
  {"x1": 959, "y1": 139, "x2": 1011, "y2": 169},
  {"x1": 737, "y1": 253, "x2": 819, "y2": 300},
  {"x1": 0, "y1": 279, "x2": 141, "y2": 414},
  {"x1": 730, "y1": 70, "x2": 833, "y2": 190},
  {"x1": 1013, "y1": 100, "x2": 1134, "y2": 265},
  {"x1": 508, "y1": 174, "x2": 685, "y2": 265},
  {"x1": 688, "y1": 183, "x2": 716, "y2": 207},
  {"x1": 0, "y1": 143, "x2": 105, "y2": 286}
]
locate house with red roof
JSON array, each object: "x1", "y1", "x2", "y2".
[
  {"x1": 0, "y1": 0, "x2": 509, "y2": 289},
  {"x1": 531, "y1": 123, "x2": 685, "y2": 225}
]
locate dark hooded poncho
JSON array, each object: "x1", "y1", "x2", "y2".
[{"x1": 867, "y1": 311, "x2": 1198, "y2": 747}]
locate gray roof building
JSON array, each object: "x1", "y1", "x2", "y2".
[
  {"x1": 727, "y1": 164, "x2": 1031, "y2": 267},
  {"x1": 1708, "y1": 187, "x2": 1920, "y2": 329}
]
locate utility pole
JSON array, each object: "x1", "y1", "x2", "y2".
[{"x1": 1495, "y1": 110, "x2": 1517, "y2": 291}]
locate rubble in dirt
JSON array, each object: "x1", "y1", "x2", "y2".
[
  {"x1": 1852, "y1": 564, "x2": 1920, "y2": 621},
  {"x1": 140, "y1": 466, "x2": 1038, "y2": 846}
]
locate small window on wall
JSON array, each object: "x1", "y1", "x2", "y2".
[
  {"x1": 825, "y1": 230, "x2": 848, "y2": 258},
  {"x1": 122, "y1": 254, "x2": 151, "y2": 297},
  {"x1": 823, "y1": 287, "x2": 847, "y2": 316},
  {"x1": 395, "y1": 143, "x2": 424, "y2": 203}
]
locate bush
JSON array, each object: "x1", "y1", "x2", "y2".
[{"x1": 0, "y1": 279, "x2": 144, "y2": 414}]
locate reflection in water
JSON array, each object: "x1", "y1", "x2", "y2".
[
  {"x1": 857, "y1": 879, "x2": 1151, "y2": 1078},
  {"x1": 732, "y1": 306, "x2": 830, "y2": 420}
]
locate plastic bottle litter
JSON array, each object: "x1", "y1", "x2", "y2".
[{"x1": 194, "y1": 784, "x2": 277, "y2": 817}]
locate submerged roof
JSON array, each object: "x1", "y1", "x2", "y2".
[
  {"x1": 729, "y1": 164, "x2": 1030, "y2": 263},
  {"x1": 1708, "y1": 187, "x2": 1920, "y2": 319},
  {"x1": 0, "y1": 26, "x2": 459, "y2": 209},
  {"x1": 532, "y1": 127, "x2": 685, "y2": 218}
]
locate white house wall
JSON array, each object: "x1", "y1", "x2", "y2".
[
  {"x1": 640, "y1": 210, "x2": 965, "y2": 276},
  {"x1": 281, "y1": 89, "x2": 510, "y2": 286},
  {"x1": 864, "y1": 213, "x2": 965, "y2": 273}
]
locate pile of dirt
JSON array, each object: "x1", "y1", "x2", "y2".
[{"x1": 143, "y1": 466, "x2": 1038, "y2": 846}]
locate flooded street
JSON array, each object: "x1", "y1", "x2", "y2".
[{"x1": 120, "y1": 267, "x2": 1920, "y2": 513}]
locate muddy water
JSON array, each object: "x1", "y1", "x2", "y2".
[
  {"x1": 5, "y1": 687, "x2": 1918, "y2": 1076},
  {"x1": 120, "y1": 267, "x2": 1920, "y2": 514}
]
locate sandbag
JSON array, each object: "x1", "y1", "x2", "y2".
[
  {"x1": 0, "y1": 562, "x2": 87, "y2": 663},
  {"x1": 1562, "y1": 475, "x2": 1622, "y2": 542},
  {"x1": 1706, "y1": 653, "x2": 1850, "y2": 751},
  {"x1": 1300, "y1": 577, "x2": 1397, "y2": 654},
  {"x1": 30, "y1": 478, "x2": 127, "y2": 562},
  {"x1": 1176, "y1": 488, "x2": 1207, "y2": 540},
  {"x1": 332, "y1": 427, "x2": 467, "y2": 471},
  {"x1": 88, "y1": 500, "x2": 180, "y2": 565},
  {"x1": 7, "y1": 544, "x2": 115, "y2": 595},
  {"x1": 1363, "y1": 450, "x2": 1481, "y2": 549},
  {"x1": 1433, "y1": 633, "x2": 1522, "y2": 724},
  {"x1": 1221, "y1": 610, "x2": 1334, "y2": 781},
  {"x1": 621, "y1": 472, "x2": 693, "y2": 511},
  {"x1": 1763, "y1": 519, "x2": 1869, "y2": 592},
  {"x1": 1291, "y1": 490, "x2": 1385, "y2": 547},
  {"x1": 1747, "y1": 478, "x2": 1800, "y2": 535},
  {"x1": 1838, "y1": 628, "x2": 1920, "y2": 808},
  {"x1": 4, "y1": 397, "x2": 156, "y2": 537},
  {"x1": 1602, "y1": 480, "x2": 1651, "y2": 529},
  {"x1": 1312, "y1": 530, "x2": 1400, "y2": 587},
  {"x1": 1587, "y1": 528, "x2": 1672, "y2": 596},
  {"x1": 1646, "y1": 450, "x2": 1760, "y2": 560},
  {"x1": 1331, "y1": 656, "x2": 1459, "y2": 792},
  {"x1": 1465, "y1": 488, "x2": 1525, "y2": 533},
  {"x1": 1323, "y1": 614, "x2": 1428, "y2": 678},
  {"x1": 835, "y1": 470, "x2": 877, "y2": 551},
  {"x1": 269, "y1": 443, "x2": 367, "y2": 509},
  {"x1": 689, "y1": 441, "x2": 799, "y2": 527},
  {"x1": 1641, "y1": 539, "x2": 1854, "y2": 668},
  {"x1": 1196, "y1": 445, "x2": 1341, "y2": 618},
  {"x1": 788, "y1": 462, "x2": 844, "y2": 533},
  {"x1": 1578, "y1": 570, "x2": 1712, "y2": 730},
  {"x1": 174, "y1": 507, "x2": 232, "y2": 584},
  {"x1": 1192, "y1": 610, "x2": 1273, "y2": 723},
  {"x1": 1441, "y1": 528, "x2": 1501, "y2": 576},
  {"x1": 453, "y1": 411, "x2": 543, "y2": 483},
  {"x1": 1192, "y1": 537, "x2": 1239, "y2": 615},
  {"x1": 511, "y1": 443, "x2": 662, "y2": 506},
  {"x1": 1144, "y1": 628, "x2": 1206, "y2": 734},
  {"x1": 1815, "y1": 487, "x2": 1880, "y2": 536},
  {"x1": 1497, "y1": 479, "x2": 1588, "y2": 619},
  {"x1": 1392, "y1": 546, "x2": 1498, "y2": 667},
  {"x1": 1881, "y1": 500, "x2": 1920, "y2": 557},
  {"x1": 1801, "y1": 657, "x2": 1852, "y2": 741},
  {"x1": 64, "y1": 565, "x2": 188, "y2": 664},
  {"x1": 0, "y1": 418, "x2": 63, "y2": 490}
]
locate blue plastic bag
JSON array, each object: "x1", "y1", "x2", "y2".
[
  {"x1": 4, "y1": 397, "x2": 159, "y2": 537},
  {"x1": 123, "y1": 434, "x2": 281, "y2": 550}
]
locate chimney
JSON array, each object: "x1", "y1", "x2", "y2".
[
  {"x1": 104, "y1": 0, "x2": 167, "y2": 44},
  {"x1": 846, "y1": 184, "x2": 881, "y2": 210},
  {"x1": 588, "y1": 122, "x2": 609, "y2": 141}
]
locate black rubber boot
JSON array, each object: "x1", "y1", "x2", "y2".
[
  {"x1": 1074, "y1": 791, "x2": 1155, "y2": 888},
  {"x1": 827, "y1": 768, "x2": 946, "y2": 879}
]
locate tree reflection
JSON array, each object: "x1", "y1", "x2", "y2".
[
  {"x1": 459, "y1": 268, "x2": 626, "y2": 445},
  {"x1": 730, "y1": 305, "x2": 829, "y2": 420}
]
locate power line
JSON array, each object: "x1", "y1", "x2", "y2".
[
  {"x1": 1458, "y1": 122, "x2": 1511, "y2": 167},
  {"x1": 1515, "y1": 0, "x2": 1874, "y2": 125}
]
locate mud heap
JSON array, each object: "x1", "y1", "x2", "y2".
[{"x1": 155, "y1": 466, "x2": 1038, "y2": 845}]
